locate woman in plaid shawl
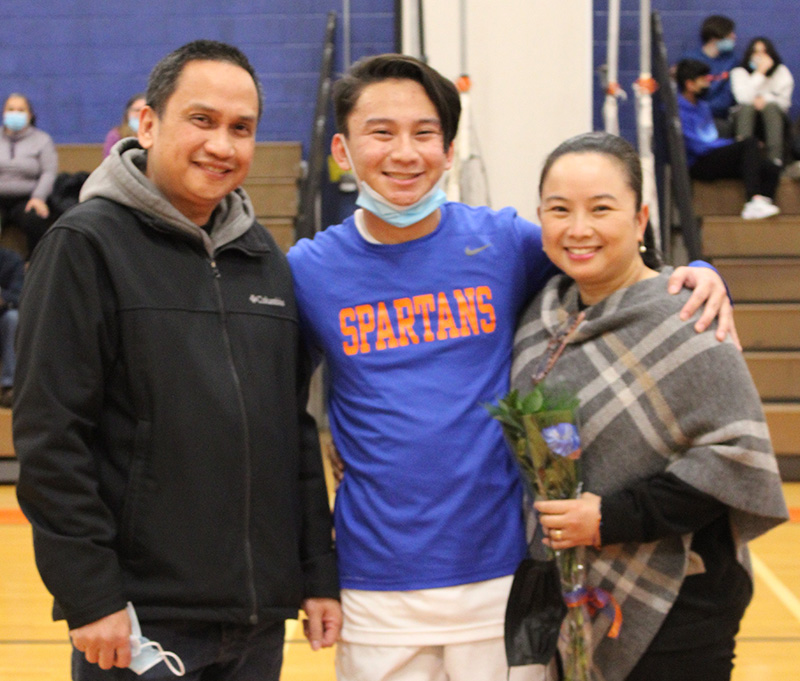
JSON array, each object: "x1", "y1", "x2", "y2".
[{"x1": 511, "y1": 132, "x2": 788, "y2": 681}]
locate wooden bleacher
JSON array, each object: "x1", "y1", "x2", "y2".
[{"x1": 696, "y1": 175, "x2": 800, "y2": 481}]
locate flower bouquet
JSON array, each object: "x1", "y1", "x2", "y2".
[{"x1": 488, "y1": 384, "x2": 591, "y2": 681}]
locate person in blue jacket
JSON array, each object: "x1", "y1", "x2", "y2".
[
  {"x1": 677, "y1": 58, "x2": 781, "y2": 220},
  {"x1": 682, "y1": 14, "x2": 739, "y2": 135}
]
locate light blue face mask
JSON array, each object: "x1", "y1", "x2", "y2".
[
  {"x1": 341, "y1": 137, "x2": 447, "y2": 229},
  {"x1": 127, "y1": 116, "x2": 140, "y2": 134},
  {"x1": 126, "y1": 602, "x2": 186, "y2": 676},
  {"x1": 716, "y1": 38, "x2": 735, "y2": 53},
  {"x1": 3, "y1": 111, "x2": 28, "y2": 132}
]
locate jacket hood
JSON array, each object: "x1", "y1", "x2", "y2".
[{"x1": 79, "y1": 138, "x2": 257, "y2": 255}]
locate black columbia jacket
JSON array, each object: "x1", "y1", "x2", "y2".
[{"x1": 14, "y1": 196, "x2": 338, "y2": 629}]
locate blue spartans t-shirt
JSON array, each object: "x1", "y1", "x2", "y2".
[{"x1": 288, "y1": 203, "x2": 557, "y2": 590}]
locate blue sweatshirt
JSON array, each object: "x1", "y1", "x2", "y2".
[
  {"x1": 683, "y1": 47, "x2": 738, "y2": 119},
  {"x1": 678, "y1": 94, "x2": 733, "y2": 166}
]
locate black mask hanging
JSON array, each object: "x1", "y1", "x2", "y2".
[{"x1": 504, "y1": 557, "x2": 568, "y2": 666}]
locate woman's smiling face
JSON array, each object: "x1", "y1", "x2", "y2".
[{"x1": 538, "y1": 151, "x2": 650, "y2": 305}]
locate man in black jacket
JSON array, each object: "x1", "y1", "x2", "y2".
[
  {"x1": 13, "y1": 40, "x2": 340, "y2": 680},
  {"x1": 0, "y1": 246, "x2": 23, "y2": 407}
]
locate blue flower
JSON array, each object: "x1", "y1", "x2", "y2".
[{"x1": 541, "y1": 423, "x2": 580, "y2": 457}]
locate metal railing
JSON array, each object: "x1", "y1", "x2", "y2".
[
  {"x1": 295, "y1": 11, "x2": 337, "y2": 241},
  {"x1": 651, "y1": 10, "x2": 703, "y2": 261}
]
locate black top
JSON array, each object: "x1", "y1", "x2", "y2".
[{"x1": 601, "y1": 472, "x2": 751, "y2": 650}]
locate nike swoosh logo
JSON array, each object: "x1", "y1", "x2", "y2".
[{"x1": 465, "y1": 243, "x2": 492, "y2": 256}]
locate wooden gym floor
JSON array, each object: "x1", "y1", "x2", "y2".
[{"x1": 1, "y1": 483, "x2": 798, "y2": 680}]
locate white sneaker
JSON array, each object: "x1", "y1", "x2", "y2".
[{"x1": 741, "y1": 197, "x2": 781, "y2": 220}]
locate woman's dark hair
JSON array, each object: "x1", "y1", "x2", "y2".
[
  {"x1": 539, "y1": 131, "x2": 662, "y2": 269},
  {"x1": 123, "y1": 92, "x2": 145, "y2": 120},
  {"x1": 3, "y1": 93, "x2": 36, "y2": 127},
  {"x1": 700, "y1": 15, "x2": 735, "y2": 44},
  {"x1": 333, "y1": 53, "x2": 461, "y2": 151},
  {"x1": 118, "y1": 92, "x2": 145, "y2": 136},
  {"x1": 146, "y1": 40, "x2": 263, "y2": 121},
  {"x1": 742, "y1": 37, "x2": 782, "y2": 77}
]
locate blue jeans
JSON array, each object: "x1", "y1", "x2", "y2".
[
  {"x1": 0, "y1": 308, "x2": 17, "y2": 388},
  {"x1": 72, "y1": 619, "x2": 285, "y2": 681}
]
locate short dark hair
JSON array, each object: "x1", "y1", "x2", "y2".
[
  {"x1": 146, "y1": 40, "x2": 263, "y2": 120},
  {"x1": 333, "y1": 53, "x2": 461, "y2": 150},
  {"x1": 700, "y1": 15, "x2": 735, "y2": 44},
  {"x1": 539, "y1": 132, "x2": 662, "y2": 268},
  {"x1": 742, "y1": 37, "x2": 782, "y2": 77},
  {"x1": 675, "y1": 58, "x2": 710, "y2": 93}
]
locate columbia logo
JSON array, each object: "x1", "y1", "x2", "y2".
[{"x1": 249, "y1": 294, "x2": 286, "y2": 307}]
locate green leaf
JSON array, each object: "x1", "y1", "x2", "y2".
[{"x1": 520, "y1": 388, "x2": 545, "y2": 413}]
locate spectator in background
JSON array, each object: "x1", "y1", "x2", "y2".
[
  {"x1": 731, "y1": 37, "x2": 794, "y2": 167},
  {"x1": 683, "y1": 15, "x2": 738, "y2": 136},
  {"x1": 0, "y1": 93, "x2": 58, "y2": 255},
  {"x1": 0, "y1": 246, "x2": 22, "y2": 408},
  {"x1": 102, "y1": 92, "x2": 145, "y2": 157},
  {"x1": 677, "y1": 58, "x2": 781, "y2": 220}
]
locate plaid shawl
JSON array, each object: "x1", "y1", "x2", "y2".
[{"x1": 511, "y1": 271, "x2": 788, "y2": 681}]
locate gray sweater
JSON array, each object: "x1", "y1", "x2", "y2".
[{"x1": 0, "y1": 126, "x2": 58, "y2": 201}]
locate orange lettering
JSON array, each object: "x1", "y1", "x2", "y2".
[
  {"x1": 413, "y1": 294, "x2": 436, "y2": 342},
  {"x1": 355, "y1": 304, "x2": 375, "y2": 354},
  {"x1": 340, "y1": 308, "x2": 359, "y2": 356},
  {"x1": 453, "y1": 288, "x2": 479, "y2": 337},
  {"x1": 375, "y1": 302, "x2": 400, "y2": 350},
  {"x1": 435, "y1": 292, "x2": 461, "y2": 340},
  {"x1": 394, "y1": 298, "x2": 418, "y2": 345},
  {"x1": 476, "y1": 286, "x2": 496, "y2": 333}
]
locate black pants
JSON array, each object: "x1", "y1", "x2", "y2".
[
  {"x1": 0, "y1": 195, "x2": 51, "y2": 255},
  {"x1": 690, "y1": 137, "x2": 781, "y2": 201},
  {"x1": 625, "y1": 632, "x2": 737, "y2": 681}
]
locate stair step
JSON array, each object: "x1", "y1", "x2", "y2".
[
  {"x1": 703, "y1": 216, "x2": 800, "y2": 257},
  {"x1": 736, "y1": 303, "x2": 800, "y2": 350},
  {"x1": 0, "y1": 408, "x2": 11, "y2": 457},
  {"x1": 693, "y1": 177, "x2": 800, "y2": 217},
  {"x1": 764, "y1": 403, "x2": 800, "y2": 456},
  {"x1": 746, "y1": 351, "x2": 800, "y2": 400},
  {"x1": 713, "y1": 258, "x2": 800, "y2": 302},
  {"x1": 260, "y1": 219, "x2": 295, "y2": 253}
]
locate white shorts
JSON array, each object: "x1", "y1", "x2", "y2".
[
  {"x1": 335, "y1": 637, "x2": 545, "y2": 681},
  {"x1": 335, "y1": 577, "x2": 545, "y2": 681}
]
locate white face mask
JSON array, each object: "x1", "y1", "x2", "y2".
[
  {"x1": 126, "y1": 602, "x2": 186, "y2": 676},
  {"x1": 340, "y1": 137, "x2": 447, "y2": 228}
]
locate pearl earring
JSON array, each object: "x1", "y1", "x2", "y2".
[{"x1": 638, "y1": 241, "x2": 646, "y2": 253}]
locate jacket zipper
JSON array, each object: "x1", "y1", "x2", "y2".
[{"x1": 209, "y1": 257, "x2": 259, "y2": 624}]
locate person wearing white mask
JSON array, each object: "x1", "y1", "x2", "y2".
[
  {"x1": 102, "y1": 92, "x2": 146, "y2": 158},
  {"x1": 0, "y1": 92, "x2": 58, "y2": 255},
  {"x1": 287, "y1": 54, "x2": 738, "y2": 681},
  {"x1": 731, "y1": 37, "x2": 794, "y2": 166},
  {"x1": 682, "y1": 14, "x2": 739, "y2": 136}
]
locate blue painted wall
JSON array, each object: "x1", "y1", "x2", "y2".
[
  {"x1": 593, "y1": 0, "x2": 800, "y2": 144},
  {"x1": 0, "y1": 1, "x2": 394, "y2": 150}
]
